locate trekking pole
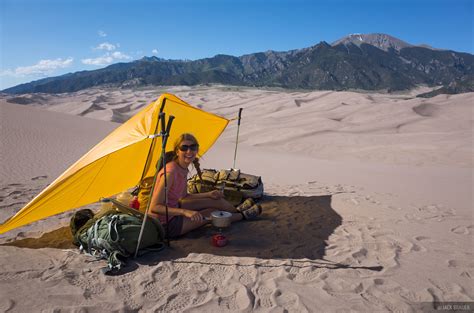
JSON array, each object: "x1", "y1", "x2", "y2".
[
  {"x1": 162, "y1": 114, "x2": 174, "y2": 247},
  {"x1": 232, "y1": 108, "x2": 243, "y2": 169},
  {"x1": 135, "y1": 112, "x2": 174, "y2": 258}
]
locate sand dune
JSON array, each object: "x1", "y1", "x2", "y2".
[
  {"x1": 0, "y1": 86, "x2": 472, "y2": 312},
  {"x1": 4, "y1": 85, "x2": 471, "y2": 167}
]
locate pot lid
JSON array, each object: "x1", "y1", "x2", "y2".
[{"x1": 211, "y1": 211, "x2": 232, "y2": 218}]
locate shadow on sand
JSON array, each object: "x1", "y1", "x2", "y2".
[
  {"x1": 162, "y1": 195, "x2": 342, "y2": 260},
  {"x1": 3, "y1": 195, "x2": 383, "y2": 272}
]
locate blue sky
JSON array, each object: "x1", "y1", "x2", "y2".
[{"x1": 1, "y1": 0, "x2": 472, "y2": 90}]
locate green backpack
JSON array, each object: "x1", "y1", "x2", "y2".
[
  {"x1": 187, "y1": 169, "x2": 264, "y2": 206},
  {"x1": 71, "y1": 204, "x2": 165, "y2": 274}
]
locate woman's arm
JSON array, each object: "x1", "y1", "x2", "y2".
[
  {"x1": 149, "y1": 172, "x2": 204, "y2": 222},
  {"x1": 182, "y1": 190, "x2": 224, "y2": 200}
]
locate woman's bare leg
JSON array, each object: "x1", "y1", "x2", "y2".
[{"x1": 180, "y1": 197, "x2": 237, "y2": 212}]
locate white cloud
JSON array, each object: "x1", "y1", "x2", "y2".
[
  {"x1": 81, "y1": 51, "x2": 132, "y2": 66},
  {"x1": 0, "y1": 58, "x2": 74, "y2": 77},
  {"x1": 82, "y1": 55, "x2": 114, "y2": 66},
  {"x1": 111, "y1": 51, "x2": 131, "y2": 60},
  {"x1": 152, "y1": 49, "x2": 158, "y2": 54},
  {"x1": 98, "y1": 30, "x2": 107, "y2": 37},
  {"x1": 95, "y1": 42, "x2": 116, "y2": 51}
]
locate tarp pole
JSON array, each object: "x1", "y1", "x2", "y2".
[
  {"x1": 135, "y1": 99, "x2": 174, "y2": 257},
  {"x1": 232, "y1": 108, "x2": 243, "y2": 169},
  {"x1": 137, "y1": 98, "x2": 167, "y2": 183},
  {"x1": 135, "y1": 112, "x2": 174, "y2": 257},
  {"x1": 134, "y1": 104, "x2": 164, "y2": 258},
  {"x1": 162, "y1": 114, "x2": 175, "y2": 247}
]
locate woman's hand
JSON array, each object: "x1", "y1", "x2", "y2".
[
  {"x1": 208, "y1": 190, "x2": 224, "y2": 199},
  {"x1": 183, "y1": 209, "x2": 204, "y2": 222}
]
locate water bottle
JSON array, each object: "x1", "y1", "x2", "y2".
[{"x1": 130, "y1": 196, "x2": 140, "y2": 210}]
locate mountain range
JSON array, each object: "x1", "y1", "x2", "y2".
[{"x1": 3, "y1": 33, "x2": 473, "y2": 96}]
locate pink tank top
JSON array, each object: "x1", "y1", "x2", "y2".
[{"x1": 156, "y1": 161, "x2": 188, "y2": 223}]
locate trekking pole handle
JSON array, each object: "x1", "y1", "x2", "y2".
[
  {"x1": 161, "y1": 115, "x2": 174, "y2": 150},
  {"x1": 165, "y1": 115, "x2": 175, "y2": 136},
  {"x1": 159, "y1": 112, "x2": 166, "y2": 135},
  {"x1": 237, "y1": 108, "x2": 243, "y2": 126}
]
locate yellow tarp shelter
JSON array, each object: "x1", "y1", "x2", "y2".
[{"x1": 0, "y1": 93, "x2": 229, "y2": 234}]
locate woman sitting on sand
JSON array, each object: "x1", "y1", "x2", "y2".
[{"x1": 148, "y1": 133, "x2": 261, "y2": 237}]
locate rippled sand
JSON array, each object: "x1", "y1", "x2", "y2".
[{"x1": 0, "y1": 86, "x2": 472, "y2": 312}]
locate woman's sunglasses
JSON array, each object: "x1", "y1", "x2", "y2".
[{"x1": 179, "y1": 144, "x2": 199, "y2": 152}]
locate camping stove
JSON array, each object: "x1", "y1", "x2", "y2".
[{"x1": 205, "y1": 210, "x2": 232, "y2": 247}]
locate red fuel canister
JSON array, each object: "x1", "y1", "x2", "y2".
[{"x1": 211, "y1": 234, "x2": 228, "y2": 247}]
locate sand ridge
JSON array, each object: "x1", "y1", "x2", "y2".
[{"x1": 4, "y1": 85, "x2": 471, "y2": 167}]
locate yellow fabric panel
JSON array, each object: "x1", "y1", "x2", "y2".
[
  {"x1": 142, "y1": 94, "x2": 229, "y2": 180},
  {"x1": 0, "y1": 94, "x2": 228, "y2": 234},
  {"x1": 62, "y1": 99, "x2": 159, "y2": 180}
]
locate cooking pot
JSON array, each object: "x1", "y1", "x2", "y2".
[{"x1": 206, "y1": 211, "x2": 232, "y2": 228}]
